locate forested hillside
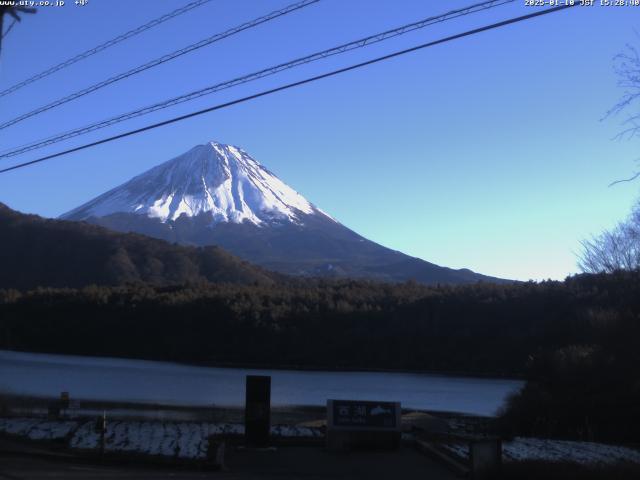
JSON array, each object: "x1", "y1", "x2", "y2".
[{"x1": 0, "y1": 203, "x2": 276, "y2": 289}]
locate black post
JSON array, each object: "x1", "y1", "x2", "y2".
[
  {"x1": 60, "y1": 391, "x2": 69, "y2": 417},
  {"x1": 95, "y1": 411, "x2": 106, "y2": 457},
  {"x1": 245, "y1": 375, "x2": 271, "y2": 447}
]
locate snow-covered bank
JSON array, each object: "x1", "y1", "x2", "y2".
[
  {"x1": 0, "y1": 417, "x2": 322, "y2": 460},
  {"x1": 2, "y1": 417, "x2": 639, "y2": 466},
  {"x1": 440, "y1": 437, "x2": 640, "y2": 466}
]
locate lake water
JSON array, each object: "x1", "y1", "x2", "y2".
[{"x1": 0, "y1": 350, "x2": 523, "y2": 416}]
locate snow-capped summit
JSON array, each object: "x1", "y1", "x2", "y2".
[{"x1": 61, "y1": 141, "x2": 328, "y2": 226}]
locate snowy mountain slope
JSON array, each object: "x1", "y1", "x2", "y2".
[
  {"x1": 62, "y1": 142, "x2": 328, "y2": 226},
  {"x1": 62, "y1": 141, "x2": 503, "y2": 285}
]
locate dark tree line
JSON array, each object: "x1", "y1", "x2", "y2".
[{"x1": 3, "y1": 272, "x2": 638, "y2": 375}]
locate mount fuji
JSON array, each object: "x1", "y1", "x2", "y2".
[{"x1": 62, "y1": 141, "x2": 500, "y2": 284}]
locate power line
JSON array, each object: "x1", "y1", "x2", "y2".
[
  {"x1": 0, "y1": 0, "x2": 320, "y2": 131},
  {"x1": 0, "y1": 0, "x2": 515, "y2": 159},
  {"x1": 0, "y1": 0, "x2": 215, "y2": 98},
  {"x1": 0, "y1": 4, "x2": 577, "y2": 176}
]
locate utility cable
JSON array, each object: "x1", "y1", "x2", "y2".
[
  {"x1": 0, "y1": 4, "x2": 578, "y2": 175},
  {"x1": 0, "y1": 0, "x2": 514, "y2": 158},
  {"x1": 0, "y1": 0, "x2": 320, "y2": 130},
  {"x1": 0, "y1": 0, "x2": 215, "y2": 98}
]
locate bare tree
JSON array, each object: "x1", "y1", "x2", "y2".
[
  {"x1": 579, "y1": 41, "x2": 640, "y2": 273},
  {"x1": 0, "y1": 6, "x2": 36, "y2": 59},
  {"x1": 579, "y1": 204, "x2": 640, "y2": 273},
  {"x1": 605, "y1": 42, "x2": 640, "y2": 187},
  {"x1": 607, "y1": 42, "x2": 640, "y2": 140}
]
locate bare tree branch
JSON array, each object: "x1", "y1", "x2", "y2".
[
  {"x1": 579, "y1": 201, "x2": 640, "y2": 273},
  {"x1": 604, "y1": 44, "x2": 640, "y2": 121},
  {"x1": 609, "y1": 172, "x2": 640, "y2": 187}
]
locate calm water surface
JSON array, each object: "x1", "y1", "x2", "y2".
[{"x1": 1, "y1": 350, "x2": 523, "y2": 416}]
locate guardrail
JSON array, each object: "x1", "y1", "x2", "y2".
[{"x1": 414, "y1": 432, "x2": 502, "y2": 479}]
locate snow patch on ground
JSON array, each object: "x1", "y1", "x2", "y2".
[
  {"x1": 0, "y1": 417, "x2": 77, "y2": 441},
  {"x1": 3, "y1": 416, "x2": 639, "y2": 466},
  {"x1": 440, "y1": 437, "x2": 640, "y2": 466},
  {"x1": 503, "y1": 437, "x2": 640, "y2": 465},
  {"x1": 0, "y1": 417, "x2": 321, "y2": 460}
]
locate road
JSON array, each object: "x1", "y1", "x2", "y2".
[
  {"x1": 0, "y1": 446, "x2": 458, "y2": 479},
  {"x1": 0, "y1": 455, "x2": 212, "y2": 479}
]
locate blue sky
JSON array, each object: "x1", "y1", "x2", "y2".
[{"x1": 0, "y1": 0, "x2": 638, "y2": 281}]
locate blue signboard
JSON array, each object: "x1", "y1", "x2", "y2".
[{"x1": 327, "y1": 400, "x2": 401, "y2": 431}]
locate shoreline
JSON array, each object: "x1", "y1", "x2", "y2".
[
  {"x1": 0, "y1": 394, "x2": 492, "y2": 423},
  {"x1": 0, "y1": 348, "x2": 525, "y2": 381}
]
